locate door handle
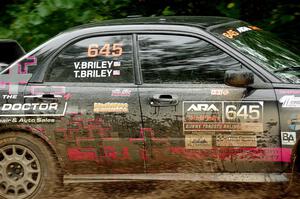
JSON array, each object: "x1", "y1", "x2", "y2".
[
  {"x1": 24, "y1": 93, "x2": 56, "y2": 99},
  {"x1": 37, "y1": 94, "x2": 60, "y2": 102},
  {"x1": 41, "y1": 94, "x2": 55, "y2": 98},
  {"x1": 24, "y1": 94, "x2": 59, "y2": 103},
  {"x1": 149, "y1": 94, "x2": 179, "y2": 107}
]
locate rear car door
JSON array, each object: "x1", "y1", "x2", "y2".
[
  {"x1": 137, "y1": 33, "x2": 282, "y2": 174},
  {"x1": 25, "y1": 34, "x2": 145, "y2": 174}
]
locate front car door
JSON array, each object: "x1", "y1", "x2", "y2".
[{"x1": 136, "y1": 31, "x2": 283, "y2": 178}]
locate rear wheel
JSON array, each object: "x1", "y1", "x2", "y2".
[{"x1": 0, "y1": 132, "x2": 59, "y2": 199}]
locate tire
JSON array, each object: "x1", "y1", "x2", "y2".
[
  {"x1": 280, "y1": 147, "x2": 300, "y2": 197},
  {"x1": 0, "y1": 132, "x2": 60, "y2": 199},
  {"x1": 295, "y1": 146, "x2": 300, "y2": 173}
]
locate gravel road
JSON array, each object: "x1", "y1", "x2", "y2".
[{"x1": 45, "y1": 179, "x2": 300, "y2": 199}]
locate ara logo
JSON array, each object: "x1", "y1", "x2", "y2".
[
  {"x1": 279, "y1": 95, "x2": 300, "y2": 108},
  {"x1": 281, "y1": 132, "x2": 296, "y2": 145},
  {"x1": 187, "y1": 104, "x2": 219, "y2": 112}
]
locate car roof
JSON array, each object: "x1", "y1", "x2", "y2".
[{"x1": 66, "y1": 16, "x2": 240, "y2": 32}]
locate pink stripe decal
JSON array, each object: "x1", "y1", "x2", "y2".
[
  {"x1": 67, "y1": 146, "x2": 292, "y2": 163},
  {"x1": 281, "y1": 148, "x2": 292, "y2": 162},
  {"x1": 169, "y1": 147, "x2": 292, "y2": 163}
]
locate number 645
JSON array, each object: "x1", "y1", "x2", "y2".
[
  {"x1": 225, "y1": 105, "x2": 260, "y2": 120},
  {"x1": 87, "y1": 43, "x2": 123, "y2": 57}
]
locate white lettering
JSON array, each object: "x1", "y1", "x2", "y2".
[
  {"x1": 1, "y1": 103, "x2": 59, "y2": 111},
  {"x1": 22, "y1": 104, "x2": 31, "y2": 111},
  {"x1": 31, "y1": 103, "x2": 40, "y2": 110},
  {"x1": 187, "y1": 104, "x2": 219, "y2": 112},
  {"x1": 12, "y1": 104, "x2": 22, "y2": 111},
  {"x1": 74, "y1": 62, "x2": 80, "y2": 69},
  {"x1": 87, "y1": 70, "x2": 93, "y2": 78},
  {"x1": 81, "y1": 70, "x2": 87, "y2": 78},
  {"x1": 101, "y1": 70, "x2": 107, "y2": 77},
  {"x1": 74, "y1": 70, "x2": 80, "y2": 78},
  {"x1": 107, "y1": 61, "x2": 113, "y2": 68},
  {"x1": 107, "y1": 70, "x2": 112, "y2": 76},
  {"x1": 49, "y1": 103, "x2": 58, "y2": 110},
  {"x1": 279, "y1": 95, "x2": 300, "y2": 107},
  {"x1": 101, "y1": 61, "x2": 107, "y2": 68},
  {"x1": 81, "y1": 62, "x2": 87, "y2": 69},
  {"x1": 2, "y1": 104, "x2": 12, "y2": 111},
  {"x1": 39, "y1": 103, "x2": 48, "y2": 111},
  {"x1": 2, "y1": 95, "x2": 17, "y2": 99}
]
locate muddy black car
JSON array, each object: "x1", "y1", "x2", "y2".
[{"x1": 0, "y1": 16, "x2": 300, "y2": 199}]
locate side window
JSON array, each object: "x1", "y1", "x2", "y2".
[
  {"x1": 138, "y1": 34, "x2": 243, "y2": 84},
  {"x1": 46, "y1": 35, "x2": 133, "y2": 83}
]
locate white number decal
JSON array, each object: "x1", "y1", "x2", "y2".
[
  {"x1": 237, "y1": 105, "x2": 248, "y2": 119},
  {"x1": 225, "y1": 105, "x2": 236, "y2": 120},
  {"x1": 248, "y1": 105, "x2": 260, "y2": 119},
  {"x1": 225, "y1": 105, "x2": 261, "y2": 120}
]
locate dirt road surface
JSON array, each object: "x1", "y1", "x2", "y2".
[{"x1": 45, "y1": 180, "x2": 300, "y2": 199}]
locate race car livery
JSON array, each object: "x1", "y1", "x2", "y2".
[{"x1": 0, "y1": 16, "x2": 300, "y2": 199}]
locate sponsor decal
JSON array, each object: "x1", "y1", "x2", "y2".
[
  {"x1": 0, "y1": 117, "x2": 55, "y2": 123},
  {"x1": 57, "y1": 115, "x2": 153, "y2": 162},
  {"x1": 185, "y1": 134, "x2": 212, "y2": 149},
  {"x1": 211, "y1": 89, "x2": 229, "y2": 96},
  {"x1": 278, "y1": 90, "x2": 300, "y2": 95},
  {"x1": 93, "y1": 103, "x2": 128, "y2": 113},
  {"x1": 113, "y1": 61, "x2": 121, "y2": 67},
  {"x1": 0, "y1": 56, "x2": 36, "y2": 94},
  {"x1": 0, "y1": 103, "x2": 58, "y2": 111},
  {"x1": 248, "y1": 26, "x2": 261, "y2": 31},
  {"x1": 112, "y1": 70, "x2": 121, "y2": 76},
  {"x1": 216, "y1": 134, "x2": 257, "y2": 147},
  {"x1": 0, "y1": 102, "x2": 67, "y2": 117},
  {"x1": 279, "y1": 95, "x2": 300, "y2": 108},
  {"x1": 236, "y1": 26, "x2": 251, "y2": 33},
  {"x1": 281, "y1": 132, "x2": 296, "y2": 145},
  {"x1": 223, "y1": 29, "x2": 239, "y2": 39},
  {"x1": 73, "y1": 61, "x2": 121, "y2": 78},
  {"x1": 170, "y1": 147, "x2": 291, "y2": 163},
  {"x1": 183, "y1": 101, "x2": 263, "y2": 132},
  {"x1": 60, "y1": 114, "x2": 290, "y2": 163},
  {"x1": 0, "y1": 86, "x2": 69, "y2": 118},
  {"x1": 187, "y1": 103, "x2": 219, "y2": 112},
  {"x1": 222, "y1": 26, "x2": 261, "y2": 39},
  {"x1": 111, "y1": 89, "x2": 131, "y2": 97}
]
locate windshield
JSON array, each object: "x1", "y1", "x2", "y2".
[{"x1": 209, "y1": 22, "x2": 300, "y2": 83}]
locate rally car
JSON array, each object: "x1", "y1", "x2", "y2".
[{"x1": 0, "y1": 16, "x2": 300, "y2": 199}]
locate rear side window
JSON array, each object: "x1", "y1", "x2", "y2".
[
  {"x1": 46, "y1": 35, "x2": 133, "y2": 83},
  {"x1": 138, "y1": 34, "x2": 242, "y2": 84}
]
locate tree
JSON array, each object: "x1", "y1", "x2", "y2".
[{"x1": 0, "y1": 0, "x2": 299, "y2": 50}]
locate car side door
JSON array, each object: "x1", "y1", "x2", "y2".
[
  {"x1": 25, "y1": 34, "x2": 146, "y2": 174},
  {"x1": 137, "y1": 33, "x2": 281, "y2": 175}
]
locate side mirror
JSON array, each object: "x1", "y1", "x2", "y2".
[
  {"x1": 0, "y1": 62, "x2": 8, "y2": 72},
  {"x1": 224, "y1": 70, "x2": 254, "y2": 87}
]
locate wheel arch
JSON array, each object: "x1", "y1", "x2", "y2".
[
  {"x1": 0, "y1": 126, "x2": 64, "y2": 170},
  {"x1": 291, "y1": 138, "x2": 300, "y2": 172}
]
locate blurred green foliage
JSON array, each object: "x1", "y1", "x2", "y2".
[{"x1": 0, "y1": 0, "x2": 299, "y2": 51}]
